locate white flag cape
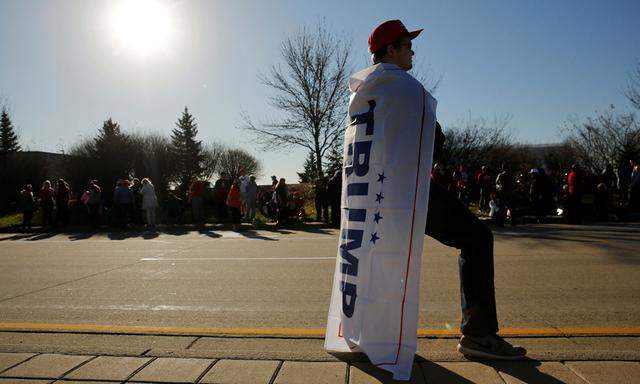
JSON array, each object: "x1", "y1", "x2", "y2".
[{"x1": 325, "y1": 63, "x2": 437, "y2": 381}]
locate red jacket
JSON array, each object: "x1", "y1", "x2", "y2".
[
  {"x1": 226, "y1": 185, "x2": 241, "y2": 209},
  {"x1": 189, "y1": 180, "x2": 205, "y2": 198},
  {"x1": 568, "y1": 171, "x2": 580, "y2": 195}
]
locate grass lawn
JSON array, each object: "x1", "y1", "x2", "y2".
[{"x1": 0, "y1": 212, "x2": 22, "y2": 228}]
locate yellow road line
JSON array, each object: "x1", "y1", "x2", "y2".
[{"x1": 0, "y1": 323, "x2": 639, "y2": 337}]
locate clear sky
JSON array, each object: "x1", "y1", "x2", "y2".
[{"x1": 1, "y1": 0, "x2": 639, "y2": 184}]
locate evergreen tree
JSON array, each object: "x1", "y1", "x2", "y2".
[
  {"x1": 325, "y1": 139, "x2": 343, "y2": 177},
  {"x1": 0, "y1": 107, "x2": 20, "y2": 155},
  {"x1": 297, "y1": 151, "x2": 319, "y2": 183},
  {"x1": 93, "y1": 118, "x2": 125, "y2": 155},
  {"x1": 90, "y1": 117, "x2": 134, "y2": 186},
  {"x1": 171, "y1": 107, "x2": 205, "y2": 190}
]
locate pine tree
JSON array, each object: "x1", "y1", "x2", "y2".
[
  {"x1": 297, "y1": 151, "x2": 319, "y2": 183},
  {"x1": 91, "y1": 118, "x2": 134, "y2": 185},
  {"x1": 325, "y1": 139, "x2": 343, "y2": 177},
  {"x1": 94, "y1": 118, "x2": 125, "y2": 155},
  {"x1": 171, "y1": 107, "x2": 205, "y2": 190},
  {"x1": 0, "y1": 107, "x2": 20, "y2": 155}
]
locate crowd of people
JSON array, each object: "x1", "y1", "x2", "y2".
[
  {"x1": 16, "y1": 172, "x2": 310, "y2": 231},
  {"x1": 14, "y1": 158, "x2": 640, "y2": 231},
  {"x1": 430, "y1": 159, "x2": 640, "y2": 226}
]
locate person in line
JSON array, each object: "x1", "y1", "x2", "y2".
[
  {"x1": 55, "y1": 178, "x2": 71, "y2": 227},
  {"x1": 314, "y1": 176, "x2": 329, "y2": 223},
  {"x1": 327, "y1": 170, "x2": 342, "y2": 228},
  {"x1": 244, "y1": 176, "x2": 258, "y2": 224},
  {"x1": 593, "y1": 182, "x2": 609, "y2": 221},
  {"x1": 140, "y1": 178, "x2": 158, "y2": 229},
  {"x1": 113, "y1": 179, "x2": 134, "y2": 228},
  {"x1": 496, "y1": 162, "x2": 517, "y2": 226},
  {"x1": 566, "y1": 164, "x2": 583, "y2": 224},
  {"x1": 226, "y1": 180, "x2": 242, "y2": 231},
  {"x1": 164, "y1": 189, "x2": 184, "y2": 226},
  {"x1": 38, "y1": 180, "x2": 55, "y2": 228},
  {"x1": 367, "y1": 19, "x2": 526, "y2": 360},
  {"x1": 477, "y1": 166, "x2": 492, "y2": 213},
  {"x1": 130, "y1": 178, "x2": 144, "y2": 226},
  {"x1": 213, "y1": 172, "x2": 230, "y2": 221},
  {"x1": 617, "y1": 159, "x2": 632, "y2": 205},
  {"x1": 274, "y1": 178, "x2": 288, "y2": 226},
  {"x1": 488, "y1": 192, "x2": 505, "y2": 227},
  {"x1": 529, "y1": 168, "x2": 545, "y2": 223},
  {"x1": 630, "y1": 160, "x2": 640, "y2": 211},
  {"x1": 188, "y1": 176, "x2": 205, "y2": 225},
  {"x1": 86, "y1": 180, "x2": 102, "y2": 227},
  {"x1": 239, "y1": 173, "x2": 250, "y2": 217},
  {"x1": 20, "y1": 184, "x2": 36, "y2": 231},
  {"x1": 453, "y1": 164, "x2": 469, "y2": 206}
]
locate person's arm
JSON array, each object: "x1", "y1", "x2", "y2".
[{"x1": 433, "y1": 121, "x2": 445, "y2": 162}]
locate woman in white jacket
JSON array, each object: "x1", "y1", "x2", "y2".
[{"x1": 140, "y1": 178, "x2": 158, "y2": 228}]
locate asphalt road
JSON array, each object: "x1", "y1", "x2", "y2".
[{"x1": 0, "y1": 223, "x2": 638, "y2": 332}]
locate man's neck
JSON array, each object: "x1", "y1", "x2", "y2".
[{"x1": 377, "y1": 60, "x2": 405, "y2": 71}]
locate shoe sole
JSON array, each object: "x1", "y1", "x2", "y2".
[{"x1": 457, "y1": 344, "x2": 526, "y2": 361}]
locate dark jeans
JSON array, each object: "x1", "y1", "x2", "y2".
[
  {"x1": 56, "y1": 204, "x2": 70, "y2": 227},
  {"x1": 425, "y1": 181, "x2": 499, "y2": 337},
  {"x1": 315, "y1": 197, "x2": 329, "y2": 222},
  {"x1": 566, "y1": 193, "x2": 582, "y2": 224},
  {"x1": 42, "y1": 204, "x2": 53, "y2": 227},
  {"x1": 191, "y1": 197, "x2": 204, "y2": 224},
  {"x1": 115, "y1": 203, "x2": 132, "y2": 227},
  {"x1": 329, "y1": 198, "x2": 340, "y2": 228},
  {"x1": 22, "y1": 210, "x2": 34, "y2": 229},
  {"x1": 478, "y1": 188, "x2": 490, "y2": 212}
]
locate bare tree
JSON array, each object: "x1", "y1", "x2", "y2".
[
  {"x1": 411, "y1": 59, "x2": 442, "y2": 94},
  {"x1": 441, "y1": 115, "x2": 514, "y2": 172},
  {"x1": 626, "y1": 60, "x2": 640, "y2": 110},
  {"x1": 130, "y1": 133, "x2": 175, "y2": 195},
  {"x1": 202, "y1": 141, "x2": 227, "y2": 180},
  {"x1": 242, "y1": 22, "x2": 351, "y2": 177},
  {"x1": 562, "y1": 106, "x2": 640, "y2": 173},
  {"x1": 218, "y1": 148, "x2": 262, "y2": 181}
]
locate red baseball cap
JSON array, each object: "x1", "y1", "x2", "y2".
[{"x1": 368, "y1": 20, "x2": 423, "y2": 53}]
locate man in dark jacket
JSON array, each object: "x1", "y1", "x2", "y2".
[
  {"x1": 327, "y1": 171, "x2": 342, "y2": 228},
  {"x1": 314, "y1": 176, "x2": 329, "y2": 223}
]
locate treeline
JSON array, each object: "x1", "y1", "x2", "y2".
[{"x1": 0, "y1": 107, "x2": 261, "y2": 212}]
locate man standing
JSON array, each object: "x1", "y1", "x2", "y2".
[
  {"x1": 566, "y1": 164, "x2": 583, "y2": 223},
  {"x1": 188, "y1": 176, "x2": 205, "y2": 225},
  {"x1": 314, "y1": 176, "x2": 329, "y2": 223},
  {"x1": 326, "y1": 170, "x2": 342, "y2": 228},
  {"x1": 496, "y1": 162, "x2": 517, "y2": 226},
  {"x1": 477, "y1": 165, "x2": 492, "y2": 213},
  {"x1": 325, "y1": 20, "x2": 525, "y2": 379}
]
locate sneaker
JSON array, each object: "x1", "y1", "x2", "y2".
[{"x1": 457, "y1": 334, "x2": 527, "y2": 360}]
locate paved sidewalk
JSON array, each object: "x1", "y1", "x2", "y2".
[
  {"x1": 1, "y1": 352, "x2": 640, "y2": 383},
  {"x1": 1, "y1": 331, "x2": 639, "y2": 384}
]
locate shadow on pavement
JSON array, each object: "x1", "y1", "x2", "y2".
[
  {"x1": 350, "y1": 361, "x2": 432, "y2": 383},
  {"x1": 331, "y1": 353, "x2": 569, "y2": 383},
  {"x1": 25, "y1": 232, "x2": 57, "y2": 241},
  {"x1": 69, "y1": 232, "x2": 96, "y2": 241},
  {"x1": 0, "y1": 222, "x2": 337, "y2": 241},
  {"x1": 0, "y1": 233, "x2": 36, "y2": 241},
  {"x1": 239, "y1": 230, "x2": 278, "y2": 241},
  {"x1": 198, "y1": 228, "x2": 222, "y2": 238},
  {"x1": 492, "y1": 223, "x2": 640, "y2": 264},
  {"x1": 488, "y1": 359, "x2": 568, "y2": 384}
]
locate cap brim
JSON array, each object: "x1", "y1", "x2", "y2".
[{"x1": 408, "y1": 29, "x2": 423, "y2": 40}]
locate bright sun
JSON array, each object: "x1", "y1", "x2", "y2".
[{"x1": 110, "y1": 0, "x2": 172, "y2": 55}]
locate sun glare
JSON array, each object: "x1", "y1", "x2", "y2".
[{"x1": 110, "y1": 0, "x2": 172, "y2": 55}]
